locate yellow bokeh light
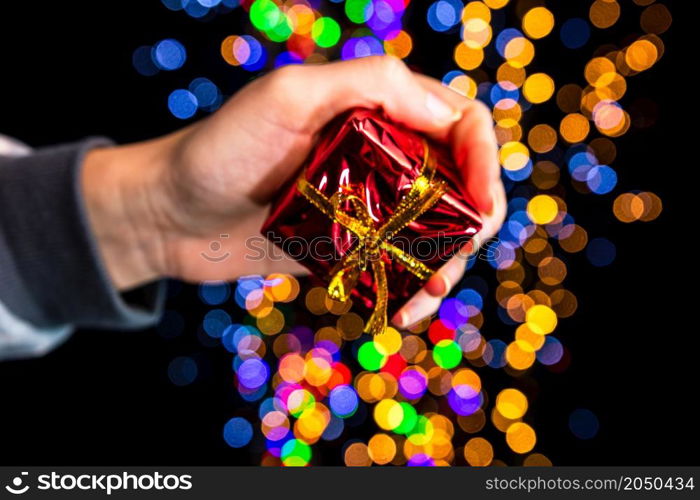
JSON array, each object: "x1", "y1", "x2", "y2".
[
  {"x1": 384, "y1": 30, "x2": 413, "y2": 59},
  {"x1": 287, "y1": 4, "x2": 315, "y2": 35},
  {"x1": 640, "y1": 4, "x2": 672, "y2": 35},
  {"x1": 528, "y1": 124, "x2": 557, "y2": 153},
  {"x1": 374, "y1": 399, "x2": 404, "y2": 431},
  {"x1": 593, "y1": 101, "x2": 625, "y2": 132},
  {"x1": 368, "y1": 433, "x2": 397, "y2": 465},
  {"x1": 506, "y1": 340, "x2": 536, "y2": 370},
  {"x1": 464, "y1": 437, "x2": 494, "y2": 466},
  {"x1": 625, "y1": 39, "x2": 658, "y2": 71},
  {"x1": 524, "y1": 453, "x2": 553, "y2": 466},
  {"x1": 296, "y1": 403, "x2": 330, "y2": 443},
  {"x1": 559, "y1": 113, "x2": 590, "y2": 143},
  {"x1": 515, "y1": 323, "x2": 546, "y2": 351},
  {"x1": 525, "y1": 304, "x2": 558, "y2": 335},
  {"x1": 462, "y1": 17, "x2": 493, "y2": 49},
  {"x1": 264, "y1": 273, "x2": 299, "y2": 302},
  {"x1": 463, "y1": 1, "x2": 492, "y2": 22},
  {"x1": 589, "y1": 0, "x2": 620, "y2": 29},
  {"x1": 455, "y1": 43, "x2": 484, "y2": 70},
  {"x1": 344, "y1": 442, "x2": 372, "y2": 466},
  {"x1": 495, "y1": 118, "x2": 522, "y2": 145},
  {"x1": 506, "y1": 422, "x2": 537, "y2": 454},
  {"x1": 279, "y1": 353, "x2": 305, "y2": 383},
  {"x1": 496, "y1": 388, "x2": 529, "y2": 419},
  {"x1": 483, "y1": 0, "x2": 509, "y2": 9},
  {"x1": 337, "y1": 312, "x2": 364, "y2": 340},
  {"x1": 637, "y1": 192, "x2": 663, "y2": 222},
  {"x1": 448, "y1": 74, "x2": 478, "y2": 99},
  {"x1": 374, "y1": 327, "x2": 402, "y2": 356},
  {"x1": 522, "y1": 7, "x2": 555, "y2": 39},
  {"x1": 497, "y1": 62, "x2": 526, "y2": 87},
  {"x1": 499, "y1": 141, "x2": 530, "y2": 171},
  {"x1": 532, "y1": 160, "x2": 560, "y2": 189},
  {"x1": 491, "y1": 407, "x2": 521, "y2": 433},
  {"x1": 527, "y1": 195, "x2": 559, "y2": 225},
  {"x1": 523, "y1": 73, "x2": 555, "y2": 104},
  {"x1": 452, "y1": 368, "x2": 482, "y2": 392},
  {"x1": 256, "y1": 307, "x2": 285, "y2": 335},
  {"x1": 504, "y1": 37, "x2": 535, "y2": 68},
  {"x1": 305, "y1": 287, "x2": 329, "y2": 315},
  {"x1": 585, "y1": 57, "x2": 617, "y2": 88},
  {"x1": 304, "y1": 356, "x2": 332, "y2": 387},
  {"x1": 458, "y1": 410, "x2": 486, "y2": 434},
  {"x1": 556, "y1": 84, "x2": 583, "y2": 113},
  {"x1": 538, "y1": 256, "x2": 567, "y2": 285}
]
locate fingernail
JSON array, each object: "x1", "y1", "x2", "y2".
[
  {"x1": 426, "y1": 92, "x2": 461, "y2": 125},
  {"x1": 484, "y1": 182, "x2": 503, "y2": 217},
  {"x1": 469, "y1": 234, "x2": 482, "y2": 256},
  {"x1": 392, "y1": 310, "x2": 410, "y2": 329},
  {"x1": 438, "y1": 274, "x2": 451, "y2": 298}
]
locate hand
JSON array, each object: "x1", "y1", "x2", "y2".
[{"x1": 82, "y1": 56, "x2": 506, "y2": 327}]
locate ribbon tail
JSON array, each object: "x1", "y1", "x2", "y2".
[
  {"x1": 328, "y1": 251, "x2": 361, "y2": 302},
  {"x1": 364, "y1": 259, "x2": 388, "y2": 335},
  {"x1": 381, "y1": 242, "x2": 434, "y2": 281}
]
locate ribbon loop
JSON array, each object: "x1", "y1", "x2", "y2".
[{"x1": 296, "y1": 140, "x2": 445, "y2": 335}]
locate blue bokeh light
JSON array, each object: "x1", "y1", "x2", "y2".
[
  {"x1": 168, "y1": 89, "x2": 198, "y2": 119},
  {"x1": 152, "y1": 39, "x2": 187, "y2": 70},
  {"x1": 427, "y1": 0, "x2": 462, "y2": 32},
  {"x1": 223, "y1": 417, "x2": 253, "y2": 448},
  {"x1": 586, "y1": 237, "x2": 616, "y2": 267},
  {"x1": 586, "y1": 165, "x2": 617, "y2": 194},
  {"x1": 168, "y1": 356, "x2": 198, "y2": 386},
  {"x1": 560, "y1": 18, "x2": 590, "y2": 49},
  {"x1": 198, "y1": 280, "x2": 230, "y2": 305},
  {"x1": 132, "y1": 46, "x2": 159, "y2": 76},
  {"x1": 203, "y1": 309, "x2": 231, "y2": 338},
  {"x1": 569, "y1": 409, "x2": 600, "y2": 440}
]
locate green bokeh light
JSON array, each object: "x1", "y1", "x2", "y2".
[
  {"x1": 311, "y1": 17, "x2": 341, "y2": 48},
  {"x1": 281, "y1": 439, "x2": 312, "y2": 466},
  {"x1": 345, "y1": 0, "x2": 373, "y2": 24},
  {"x1": 393, "y1": 402, "x2": 418, "y2": 435},
  {"x1": 433, "y1": 339, "x2": 462, "y2": 369},
  {"x1": 289, "y1": 390, "x2": 316, "y2": 418},
  {"x1": 358, "y1": 341, "x2": 387, "y2": 371},
  {"x1": 250, "y1": 0, "x2": 282, "y2": 31},
  {"x1": 265, "y1": 14, "x2": 293, "y2": 43}
]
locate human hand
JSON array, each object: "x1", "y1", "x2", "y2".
[{"x1": 82, "y1": 55, "x2": 505, "y2": 327}]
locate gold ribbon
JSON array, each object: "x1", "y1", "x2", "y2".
[{"x1": 297, "y1": 140, "x2": 448, "y2": 335}]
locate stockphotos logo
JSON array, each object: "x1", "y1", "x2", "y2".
[
  {"x1": 5, "y1": 472, "x2": 29, "y2": 495},
  {"x1": 4, "y1": 471, "x2": 192, "y2": 496}
]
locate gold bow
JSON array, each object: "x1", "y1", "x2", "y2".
[{"x1": 297, "y1": 140, "x2": 448, "y2": 335}]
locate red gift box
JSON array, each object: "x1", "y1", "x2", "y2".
[{"x1": 261, "y1": 108, "x2": 482, "y2": 334}]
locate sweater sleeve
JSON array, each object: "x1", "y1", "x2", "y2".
[{"x1": 0, "y1": 138, "x2": 165, "y2": 360}]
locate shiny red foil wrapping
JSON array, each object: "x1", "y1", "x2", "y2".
[{"x1": 261, "y1": 108, "x2": 482, "y2": 320}]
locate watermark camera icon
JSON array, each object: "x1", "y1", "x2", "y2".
[
  {"x1": 201, "y1": 234, "x2": 230, "y2": 263},
  {"x1": 5, "y1": 472, "x2": 29, "y2": 495}
]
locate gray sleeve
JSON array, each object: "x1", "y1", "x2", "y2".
[{"x1": 0, "y1": 138, "x2": 165, "y2": 358}]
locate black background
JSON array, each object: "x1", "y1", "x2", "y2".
[{"x1": 0, "y1": 0, "x2": 693, "y2": 465}]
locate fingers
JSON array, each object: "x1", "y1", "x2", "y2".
[
  {"x1": 450, "y1": 99, "x2": 502, "y2": 215},
  {"x1": 477, "y1": 178, "x2": 508, "y2": 242},
  {"x1": 296, "y1": 56, "x2": 464, "y2": 135},
  {"x1": 392, "y1": 287, "x2": 443, "y2": 330},
  {"x1": 423, "y1": 245, "x2": 472, "y2": 297}
]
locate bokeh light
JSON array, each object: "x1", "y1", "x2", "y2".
[{"x1": 147, "y1": 0, "x2": 673, "y2": 467}]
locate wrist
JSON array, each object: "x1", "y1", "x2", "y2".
[{"x1": 81, "y1": 135, "x2": 175, "y2": 290}]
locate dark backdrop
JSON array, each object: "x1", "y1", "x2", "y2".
[{"x1": 0, "y1": 0, "x2": 692, "y2": 465}]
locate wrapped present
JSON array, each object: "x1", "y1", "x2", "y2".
[{"x1": 261, "y1": 108, "x2": 482, "y2": 334}]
